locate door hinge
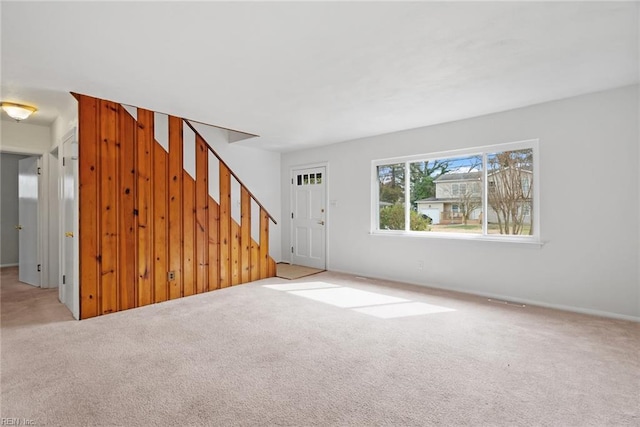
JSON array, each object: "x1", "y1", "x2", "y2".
[
  {"x1": 62, "y1": 275, "x2": 66, "y2": 285},
  {"x1": 291, "y1": 178, "x2": 293, "y2": 184},
  {"x1": 37, "y1": 264, "x2": 41, "y2": 272},
  {"x1": 37, "y1": 167, "x2": 42, "y2": 175},
  {"x1": 291, "y1": 212, "x2": 294, "y2": 219},
  {"x1": 63, "y1": 157, "x2": 66, "y2": 167},
  {"x1": 291, "y1": 246, "x2": 294, "y2": 254}
]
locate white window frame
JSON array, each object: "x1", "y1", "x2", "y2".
[{"x1": 371, "y1": 139, "x2": 541, "y2": 244}]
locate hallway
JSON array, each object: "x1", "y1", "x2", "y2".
[{"x1": 1, "y1": 267, "x2": 73, "y2": 328}]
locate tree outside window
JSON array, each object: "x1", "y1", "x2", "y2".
[{"x1": 487, "y1": 149, "x2": 533, "y2": 236}]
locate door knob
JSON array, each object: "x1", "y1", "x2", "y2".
[
  {"x1": 65, "y1": 231, "x2": 74, "y2": 238},
  {"x1": 318, "y1": 221, "x2": 325, "y2": 225},
  {"x1": 15, "y1": 225, "x2": 22, "y2": 230}
]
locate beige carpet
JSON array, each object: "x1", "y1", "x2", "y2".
[
  {"x1": 1, "y1": 266, "x2": 639, "y2": 426},
  {"x1": 276, "y1": 263, "x2": 324, "y2": 280}
]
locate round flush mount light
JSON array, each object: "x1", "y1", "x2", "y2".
[{"x1": 1, "y1": 102, "x2": 37, "y2": 121}]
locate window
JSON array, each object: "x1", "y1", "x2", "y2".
[
  {"x1": 472, "y1": 182, "x2": 480, "y2": 195},
  {"x1": 372, "y1": 140, "x2": 539, "y2": 241},
  {"x1": 377, "y1": 163, "x2": 405, "y2": 230},
  {"x1": 486, "y1": 148, "x2": 534, "y2": 236},
  {"x1": 297, "y1": 172, "x2": 322, "y2": 186}
]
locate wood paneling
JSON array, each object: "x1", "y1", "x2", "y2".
[
  {"x1": 153, "y1": 143, "x2": 168, "y2": 303},
  {"x1": 250, "y1": 239, "x2": 260, "y2": 282},
  {"x1": 79, "y1": 95, "x2": 99, "y2": 319},
  {"x1": 231, "y1": 220, "x2": 240, "y2": 285},
  {"x1": 195, "y1": 136, "x2": 208, "y2": 293},
  {"x1": 259, "y1": 209, "x2": 269, "y2": 279},
  {"x1": 183, "y1": 172, "x2": 196, "y2": 297},
  {"x1": 269, "y1": 257, "x2": 277, "y2": 277},
  {"x1": 240, "y1": 188, "x2": 251, "y2": 284},
  {"x1": 219, "y1": 164, "x2": 231, "y2": 288},
  {"x1": 208, "y1": 197, "x2": 220, "y2": 290},
  {"x1": 99, "y1": 100, "x2": 119, "y2": 315},
  {"x1": 77, "y1": 94, "x2": 277, "y2": 319},
  {"x1": 168, "y1": 116, "x2": 183, "y2": 299},
  {"x1": 136, "y1": 108, "x2": 154, "y2": 306},
  {"x1": 118, "y1": 105, "x2": 137, "y2": 310}
]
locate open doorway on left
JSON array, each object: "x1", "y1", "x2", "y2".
[
  {"x1": 0, "y1": 150, "x2": 73, "y2": 323},
  {"x1": 1, "y1": 89, "x2": 78, "y2": 320},
  {"x1": 1, "y1": 153, "x2": 31, "y2": 272}
]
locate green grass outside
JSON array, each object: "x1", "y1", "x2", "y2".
[{"x1": 430, "y1": 223, "x2": 532, "y2": 235}]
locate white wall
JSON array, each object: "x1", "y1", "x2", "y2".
[
  {"x1": 0, "y1": 120, "x2": 51, "y2": 153},
  {"x1": 51, "y1": 95, "x2": 78, "y2": 149},
  {"x1": 281, "y1": 85, "x2": 639, "y2": 320},
  {"x1": 49, "y1": 96, "x2": 78, "y2": 290},
  {"x1": 191, "y1": 123, "x2": 282, "y2": 261}
]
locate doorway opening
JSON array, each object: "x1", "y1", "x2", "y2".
[{"x1": 0, "y1": 130, "x2": 79, "y2": 320}]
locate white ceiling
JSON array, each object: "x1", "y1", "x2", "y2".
[
  {"x1": 0, "y1": 85, "x2": 72, "y2": 126},
  {"x1": 1, "y1": 1, "x2": 638, "y2": 152}
]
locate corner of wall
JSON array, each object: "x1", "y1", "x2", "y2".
[{"x1": 51, "y1": 96, "x2": 78, "y2": 149}]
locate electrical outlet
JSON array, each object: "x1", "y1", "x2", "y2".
[
  {"x1": 167, "y1": 271, "x2": 176, "y2": 281},
  {"x1": 417, "y1": 261, "x2": 424, "y2": 270}
]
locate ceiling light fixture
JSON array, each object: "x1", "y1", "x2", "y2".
[{"x1": 1, "y1": 102, "x2": 37, "y2": 121}]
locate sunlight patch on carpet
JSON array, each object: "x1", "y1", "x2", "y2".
[
  {"x1": 263, "y1": 282, "x2": 340, "y2": 291},
  {"x1": 288, "y1": 287, "x2": 408, "y2": 308},
  {"x1": 264, "y1": 282, "x2": 456, "y2": 318},
  {"x1": 353, "y1": 302, "x2": 455, "y2": 319}
]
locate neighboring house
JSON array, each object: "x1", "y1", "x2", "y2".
[
  {"x1": 416, "y1": 169, "x2": 532, "y2": 225},
  {"x1": 416, "y1": 171, "x2": 482, "y2": 225}
]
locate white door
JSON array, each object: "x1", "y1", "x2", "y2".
[
  {"x1": 18, "y1": 156, "x2": 41, "y2": 287},
  {"x1": 61, "y1": 136, "x2": 79, "y2": 319},
  {"x1": 291, "y1": 166, "x2": 326, "y2": 269}
]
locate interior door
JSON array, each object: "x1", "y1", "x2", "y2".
[
  {"x1": 291, "y1": 166, "x2": 326, "y2": 269},
  {"x1": 18, "y1": 156, "x2": 41, "y2": 286},
  {"x1": 61, "y1": 136, "x2": 79, "y2": 319}
]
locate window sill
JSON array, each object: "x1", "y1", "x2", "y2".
[{"x1": 369, "y1": 230, "x2": 544, "y2": 247}]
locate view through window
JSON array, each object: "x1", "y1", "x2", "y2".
[{"x1": 374, "y1": 141, "x2": 537, "y2": 239}]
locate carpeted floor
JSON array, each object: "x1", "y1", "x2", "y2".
[
  {"x1": 275, "y1": 263, "x2": 324, "y2": 280},
  {"x1": 1, "y1": 266, "x2": 639, "y2": 426}
]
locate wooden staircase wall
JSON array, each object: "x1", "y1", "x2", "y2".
[{"x1": 75, "y1": 94, "x2": 276, "y2": 319}]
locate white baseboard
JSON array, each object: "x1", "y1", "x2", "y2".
[
  {"x1": 0, "y1": 263, "x2": 18, "y2": 268},
  {"x1": 329, "y1": 268, "x2": 640, "y2": 323}
]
